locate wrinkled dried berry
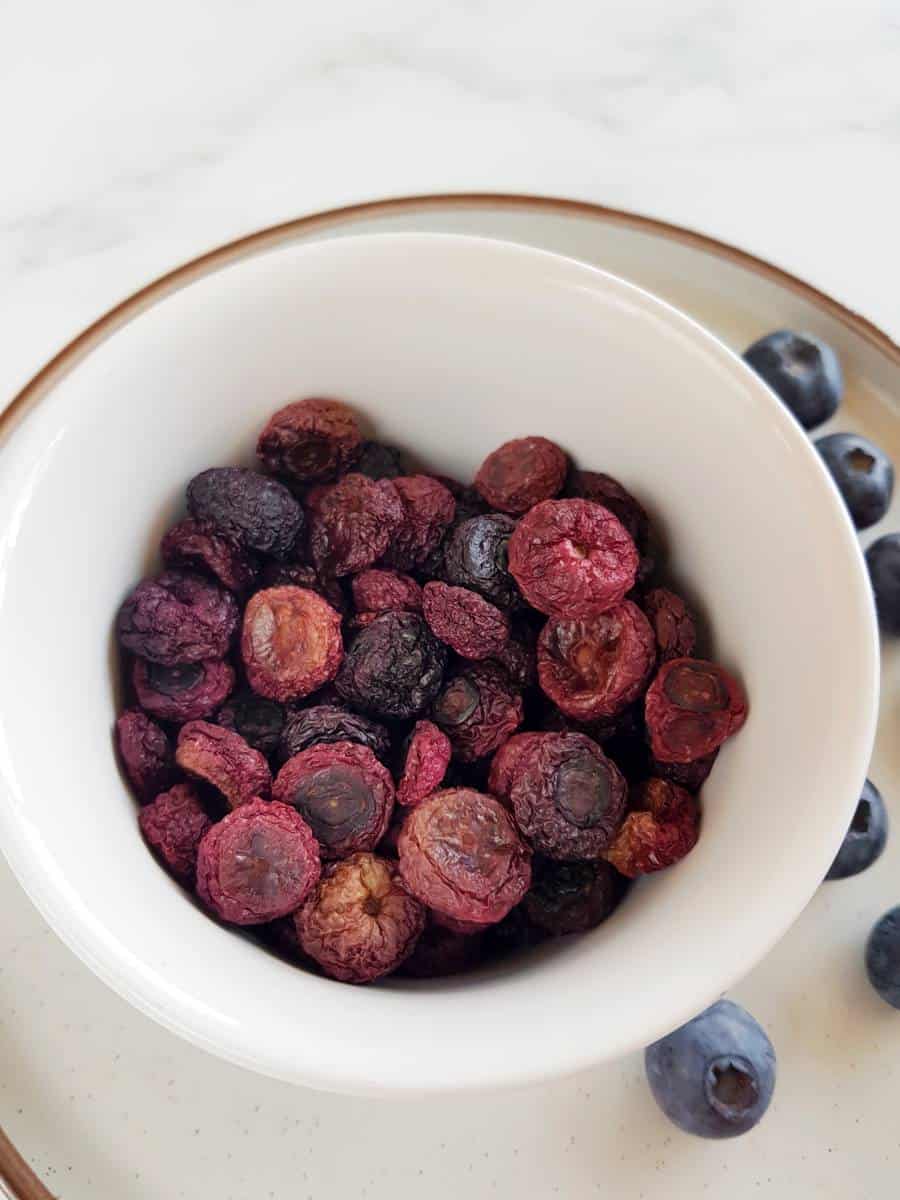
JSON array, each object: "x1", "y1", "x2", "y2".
[
  {"x1": 116, "y1": 569, "x2": 240, "y2": 666},
  {"x1": 429, "y1": 909, "x2": 487, "y2": 935},
  {"x1": 446, "y1": 483, "x2": 491, "y2": 524},
  {"x1": 308, "y1": 474, "x2": 404, "y2": 577},
  {"x1": 604, "y1": 778, "x2": 700, "y2": 877},
  {"x1": 645, "y1": 658, "x2": 747, "y2": 763},
  {"x1": 336, "y1": 611, "x2": 447, "y2": 720},
  {"x1": 487, "y1": 732, "x2": 548, "y2": 806},
  {"x1": 380, "y1": 475, "x2": 456, "y2": 570},
  {"x1": 398, "y1": 919, "x2": 484, "y2": 978},
  {"x1": 651, "y1": 751, "x2": 718, "y2": 792},
  {"x1": 257, "y1": 397, "x2": 363, "y2": 483},
  {"x1": 565, "y1": 469, "x2": 650, "y2": 552},
  {"x1": 540, "y1": 701, "x2": 642, "y2": 746},
  {"x1": 176, "y1": 720, "x2": 272, "y2": 808},
  {"x1": 398, "y1": 789, "x2": 531, "y2": 924},
  {"x1": 215, "y1": 691, "x2": 286, "y2": 756},
  {"x1": 279, "y1": 705, "x2": 391, "y2": 766},
  {"x1": 187, "y1": 467, "x2": 304, "y2": 560},
  {"x1": 197, "y1": 799, "x2": 321, "y2": 925},
  {"x1": 488, "y1": 621, "x2": 538, "y2": 690},
  {"x1": 524, "y1": 857, "x2": 624, "y2": 936},
  {"x1": 242, "y1": 586, "x2": 343, "y2": 703},
  {"x1": 441, "y1": 514, "x2": 519, "y2": 609},
  {"x1": 397, "y1": 721, "x2": 452, "y2": 807},
  {"x1": 258, "y1": 562, "x2": 347, "y2": 614},
  {"x1": 257, "y1": 914, "x2": 306, "y2": 962},
  {"x1": 115, "y1": 709, "x2": 175, "y2": 802},
  {"x1": 431, "y1": 663, "x2": 523, "y2": 762},
  {"x1": 139, "y1": 783, "x2": 212, "y2": 885},
  {"x1": 508, "y1": 499, "x2": 639, "y2": 619},
  {"x1": 537, "y1": 601, "x2": 656, "y2": 722},
  {"x1": 423, "y1": 581, "x2": 511, "y2": 660},
  {"x1": 474, "y1": 437, "x2": 567, "y2": 514},
  {"x1": 295, "y1": 852, "x2": 424, "y2": 982},
  {"x1": 350, "y1": 568, "x2": 423, "y2": 616},
  {"x1": 133, "y1": 657, "x2": 235, "y2": 723},
  {"x1": 482, "y1": 907, "x2": 546, "y2": 959},
  {"x1": 642, "y1": 588, "x2": 696, "y2": 662},
  {"x1": 510, "y1": 732, "x2": 627, "y2": 860},
  {"x1": 161, "y1": 518, "x2": 259, "y2": 594},
  {"x1": 354, "y1": 440, "x2": 405, "y2": 480},
  {"x1": 272, "y1": 741, "x2": 394, "y2": 859}
]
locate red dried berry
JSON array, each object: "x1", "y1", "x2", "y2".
[
  {"x1": 115, "y1": 709, "x2": 174, "y2": 802},
  {"x1": 642, "y1": 588, "x2": 696, "y2": 662},
  {"x1": 258, "y1": 562, "x2": 347, "y2": 614},
  {"x1": 197, "y1": 799, "x2": 321, "y2": 925},
  {"x1": 537, "y1": 600, "x2": 656, "y2": 721},
  {"x1": 139, "y1": 782, "x2": 212, "y2": 884},
  {"x1": 278, "y1": 704, "x2": 391, "y2": 766},
  {"x1": 431, "y1": 663, "x2": 524, "y2": 762},
  {"x1": 651, "y1": 750, "x2": 718, "y2": 792},
  {"x1": 487, "y1": 732, "x2": 548, "y2": 806},
  {"x1": 474, "y1": 436, "x2": 567, "y2": 514},
  {"x1": 187, "y1": 467, "x2": 305, "y2": 560},
  {"x1": 257, "y1": 397, "x2": 363, "y2": 483},
  {"x1": 422, "y1": 581, "x2": 511, "y2": 660},
  {"x1": 308, "y1": 474, "x2": 404, "y2": 577},
  {"x1": 398, "y1": 789, "x2": 531, "y2": 925},
  {"x1": 241, "y1": 586, "x2": 343, "y2": 703},
  {"x1": 604, "y1": 778, "x2": 700, "y2": 877},
  {"x1": 507, "y1": 499, "x2": 639, "y2": 619},
  {"x1": 350, "y1": 568, "x2": 423, "y2": 616},
  {"x1": 272, "y1": 741, "x2": 394, "y2": 860},
  {"x1": 215, "y1": 691, "x2": 286, "y2": 756},
  {"x1": 116, "y1": 569, "x2": 240, "y2": 666},
  {"x1": 397, "y1": 720, "x2": 452, "y2": 807},
  {"x1": 441, "y1": 514, "x2": 519, "y2": 609},
  {"x1": 161, "y1": 518, "x2": 259, "y2": 594},
  {"x1": 335, "y1": 611, "x2": 447, "y2": 720},
  {"x1": 565, "y1": 469, "x2": 650, "y2": 551},
  {"x1": 645, "y1": 658, "x2": 748, "y2": 763},
  {"x1": 132, "y1": 657, "x2": 235, "y2": 723},
  {"x1": 380, "y1": 475, "x2": 456, "y2": 570},
  {"x1": 524, "y1": 857, "x2": 625, "y2": 936},
  {"x1": 509, "y1": 732, "x2": 627, "y2": 860},
  {"x1": 295, "y1": 852, "x2": 425, "y2": 983},
  {"x1": 398, "y1": 919, "x2": 484, "y2": 979},
  {"x1": 176, "y1": 720, "x2": 272, "y2": 809}
]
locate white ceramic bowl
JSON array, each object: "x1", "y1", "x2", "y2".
[{"x1": 0, "y1": 233, "x2": 878, "y2": 1095}]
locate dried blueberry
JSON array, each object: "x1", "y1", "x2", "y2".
[
  {"x1": 115, "y1": 709, "x2": 175, "y2": 802},
  {"x1": 176, "y1": 720, "x2": 272, "y2": 809},
  {"x1": 258, "y1": 562, "x2": 347, "y2": 614},
  {"x1": 308, "y1": 474, "x2": 404, "y2": 577},
  {"x1": 215, "y1": 691, "x2": 286, "y2": 757},
  {"x1": 380, "y1": 475, "x2": 456, "y2": 571},
  {"x1": 474, "y1": 436, "x2": 567, "y2": 514},
  {"x1": 524, "y1": 857, "x2": 624, "y2": 936},
  {"x1": 336, "y1": 611, "x2": 447, "y2": 721},
  {"x1": 139, "y1": 783, "x2": 212, "y2": 885},
  {"x1": 422, "y1": 581, "x2": 510, "y2": 660},
  {"x1": 161, "y1": 518, "x2": 259, "y2": 594},
  {"x1": 350, "y1": 568, "x2": 423, "y2": 617},
  {"x1": 866, "y1": 906, "x2": 900, "y2": 1009},
  {"x1": 441, "y1": 514, "x2": 519, "y2": 609},
  {"x1": 431, "y1": 662, "x2": 523, "y2": 762},
  {"x1": 241, "y1": 586, "x2": 344, "y2": 703},
  {"x1": 133, "y1": 657, "x2": 235, "y2": 723},
  {"x1": 816, "y1": 433, "x2": 894, "y2": 530},
  {"x1": 743, "y1": 329, "x2": 843, "y2": 430},
  {"x1": 354, "y1": 440, "x2": 405, "y2": 480},
  {"x1": 187, "y1": 467, "x2": 304, "y2": 560},
  {"x1": 641, "y1": 588, "x2": 696, "y2": 663},
  {"x1": 257, "y1": 397, "x2": 363, "y2": 482},
  {"x1": 397, "y1": 720, "x2": 452, "y2": 807},
  {"x1": 866, "y1": 533, "x2": 900, "y2": 634},
  {"x1": 116, "y1": 569, "x2": 240, "y2": 666},
  {"x1": 825, "y1": 779, "x2": 888, "y2": 880},
  {"x1": 604, "y1": 778, "x2": 700, "y2": 878},
  {"x1": 278, "y1": 704, "x2": 391, "y2": 766},
  {"x1": 645, "y1": 658, "x2": 747, "y2": 763}
]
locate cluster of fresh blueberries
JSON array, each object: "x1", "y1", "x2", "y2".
[{"x1": 646, "y1": 328, "x2": 899, "y2": 1140}]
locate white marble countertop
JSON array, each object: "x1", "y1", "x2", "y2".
[{"x1": 3, "y1": 2, "x2": 900, "y2": 1197}]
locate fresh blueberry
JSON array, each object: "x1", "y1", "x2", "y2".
[
  {"x1": 826, "y1": 779, "x2": 888, "y2": 880},
  {"x1": 645, "y1": 999, "x2": 776, "y2": 1138},
  {"x1": 815, "y1": 433, "x2": 894, "y2": 530},
  {"x1": 866, "y1": 906, "x2": 900, "y2": 1009},
  {"x1": 743, "y1": 330, "x2": 843, "y2": 430},
  {"x1": 866, "y1": 533, "x2": 900, "y2": 635}
]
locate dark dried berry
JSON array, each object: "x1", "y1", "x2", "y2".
[
  {"x1": 308, "y1": 474, "x2": 404, "y2": 577},
  {"x1": 487, "y1": 621, "x2": 538, "y2": 690},
  {"x1": 336, "y1": 611, "x2": 447, "y2": 720},
  {"x1": 487, "y1": 732, "x2": 548, "y2": 806},
  {"x1": 241, "y1": 586, "x2": 343, "y2": 703},
  {"x1": 537, "y1": 600, "x2": 656, "y2": 721},
  {"x1": 295, "y1": 852, "x2": 424, "y2": 982},
  {"x1": 397, "y1": 720, "x2": 452, "y2": 807},
  {"x1": 257, "y1": 397, "x2": 363, "y2": 482},
  {"x1": 474, "y1": 437, "x2": 567, "y2": 514},
  {"x1": 481, "y1": 905, "x2": 545, "y2": 958},
  {"x1": 376, "y1": 805, "x2": 406, "y2": 859},
  {"x1": 272, "y1": 741, "x2": 394, "y2": 859},
  {"x1": 257, "y1": 914, "x2": 306, "y2": 962},
  {"x1": 441, "y1": 514, "x2": 519, "y2": 609},
  {"x1": 350, "y1": 568, "x2": 423, "y2": 616},
  {"x1": 115, "y1": 709, "x2": 175, "y2": 802},
  {"x1": 431, "y1": 662, "x2": 523, "y2": 762},
  {"x1": 429, "y1": 909, "x2": 488, "y2": 935},
  {"x1": 398, "y1": 919, "x2": 484, "y2": 978},
  {"x1": 161, "y1": 518, "x2": 259, "y2": 594},
  {"x1": 398, "y1": 789, "x2": 532, "y2": 924},
  {"x1": 187, "y1": 467, "x2": 304, "y2": 560},
  {"x1": 446, "y1": 483, "x2": 491, "y2": 524},
  {"x1": 278, "y1": 704, "x2": 391, "y2": 766},
  {"x1": 133, "y1": 657, "x2": 235, "y2": 723},
  {"x1": 540, "y1": 701, "x2": 642, "y2": 746},
  {"x1": 508, "y1": 499, "x2": 639, "y2": 619},
  {"x1": 258, "y1": 562, "x2": 347, "y2": 614},
  {"x1": 197, "y1": 799, "x2": 321, "y2": 925},
  {"x1": 565, "y1": 469, "x2": 650, "y2": 552},
  {"x1": 524, "y1": 857, "x2": 624, "y2": 936},
  {"x1": 604, "y1": 778, "x2": 700, "y2": 877},
  {"x1": 176, "y1": 720, "x2": 272, "y2": 809},
  {"x1": 215, "y1": 691, "x2": 286, "y2": 756},
  {"x1": 380, "y1": 475, "x2": 456, "y2": 571},
  {"x1": 645, "y1": 658, "x2": 747, "y2": 764},
  {"x1": 354, "y1": 440, "x2": 405, "y2": 480},
  {"x1": 139, "y1": 783, "x2": 212, "y2": 885},
  {"x1": 510, "y1": 732, "x2": 627, "y2": 860},
  {"x1": 642, "y1": 588, "x2": 696, "y2": 662},
  {"x1": 422, "y1": 581, "x2": 510, "y2": 660},
  {"x1": 116, "y1": 569, "x2": 240, "y2": 666},
  {"x1": 651, "y1": 751, "x2": 718, "y2": 792}
]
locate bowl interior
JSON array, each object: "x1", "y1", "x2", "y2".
[{"x1": 0, "y1": 233, "x2": 877, "y2": 1093}]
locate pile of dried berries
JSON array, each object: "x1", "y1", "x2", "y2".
[{"x1": 114, "y1": 397, "x2": 748, "y2": 985}]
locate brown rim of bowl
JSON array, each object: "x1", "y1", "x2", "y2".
[{"x1": 0, "y1": 191, "x2": 897, "y2": 1196}]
